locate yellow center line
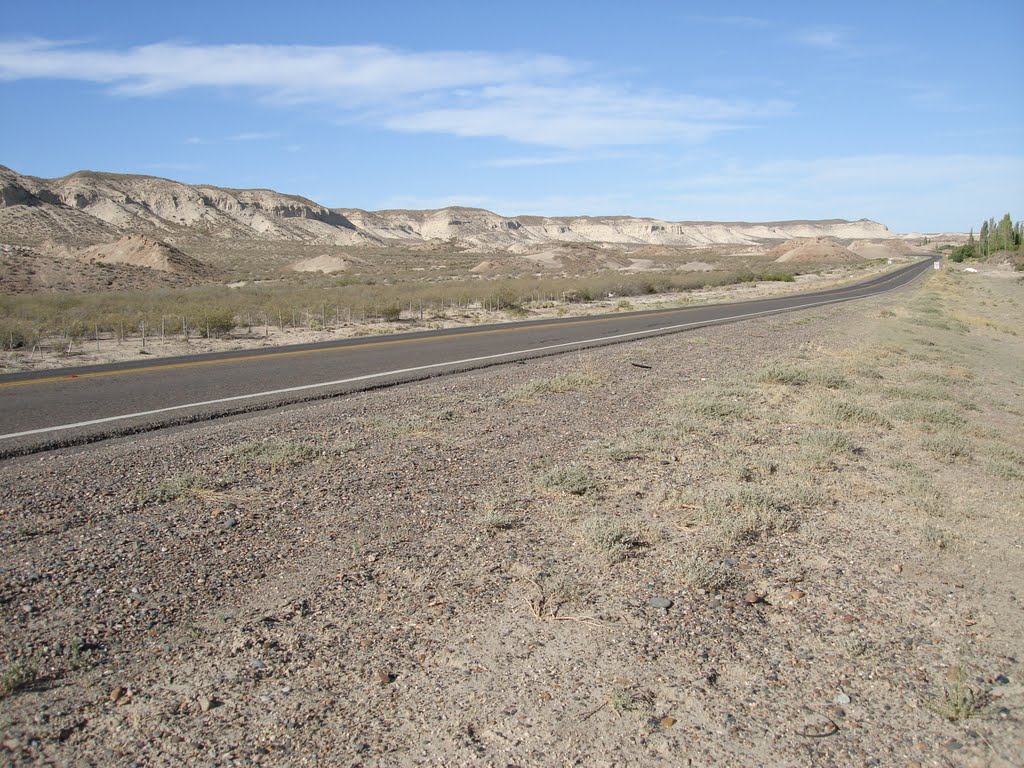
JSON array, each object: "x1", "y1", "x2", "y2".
[
  {"x1": 0, "y1": 271, "x2": 908, "y2": 391},
  {"x1": 0, "y1": 305, "x2": 701, "y2": 389}
]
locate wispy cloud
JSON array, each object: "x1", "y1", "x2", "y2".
[
  {"x1": 0, "y1": 38, "x2": 787, "y2": 149},
  {"x1": 795, "y1": 26, "x2": 851, "y2": 51},
  {"x1": 228, "y1": 131, "x2": 279, "y2": 141},
  {"x1": 678, "y1": 153, "x2": 1024, "y2": 188},
  {"x1": 0, "y1": 39, "x2": 575, "y2": 99},
  {"x1": 482, "y1": 154, "x2": 585, "y2": 168},
  {"x1": 385, "y1": 84, "x2": 788, "y2": 148},
  {"x1": 668, "y1": 153, "x2": 1024, "y2": 230}
]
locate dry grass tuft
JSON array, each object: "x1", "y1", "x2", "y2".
[{"x1": 580, "y1": 515, "x2": 647, "y2": 563}]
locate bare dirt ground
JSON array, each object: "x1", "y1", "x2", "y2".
[
  {"x1": 0, "y1": 265, "x2": 1021, "y2": 767},
  {"x1": 0, "y1": 261, "x2": 896, "y2": 375}
]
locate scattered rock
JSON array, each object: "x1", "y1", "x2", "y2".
[
  {"x1": 109, "y1": 686, "x2": 125, "y2": 703},
  {"x1": 198, "y1": 695, "x2": 215, "y2": 713},
  {"x1": 943, "y1": 739, "x2": 962, "y2": 751},
  {"x1": 375, "y1": 670, "x2": 395, "y2": 685},
  {"x1": 995, "y1": 674, "x2": 1010, "y2": 685},
  {"x1": 834, "y1": 692, "x2": 851, "y2": 706},
  {"x1": 648, "y1": 597, "x2": 673, "y2": 610},
  {"x1": 892, "y1": 564, "x2": 903, "y2": 574},
  {"x1": 660, "y1": 717, "x2": 676, "y2": 728},
  {"x1": 744, "y1": 591, "x2": 764, "y2": 605},
  {"x1": 788, "y1": 589, "x2": 806, "y2": 600}
]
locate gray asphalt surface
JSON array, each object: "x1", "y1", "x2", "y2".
[{"x1": 0, "y1": 259, "x2": 935, "y2": 455}]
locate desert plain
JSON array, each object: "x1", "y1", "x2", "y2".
[{"x1": 0, "y1": 166, "x2": 1021, "y2": 767}]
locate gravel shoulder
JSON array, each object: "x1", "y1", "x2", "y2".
[{"x1": 0, "y1": 266, "x2": 1021, "y2": 766}]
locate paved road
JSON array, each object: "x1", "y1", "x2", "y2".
[{"x1": 0, "y1": 259, "x2": 935, "y2": 455}]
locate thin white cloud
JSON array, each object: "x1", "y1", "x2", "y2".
[
  {"x1": 795, "y1": 26, "x2": 850, "y2": 50},
  {"x1": 386, "y1": 84, "x2": 787, "y2": 148},
  {"x1": 0, "y1": 38, "x2": 787, "y2": 149},
  {"x1": 669, "y1": 153, "x2": 1024, "y2": 230},
  {"x1": 676, "y1": 154, "x2": 1024, "y2": 192},
  {"x1": 228, "y1": 131, "x2": 279, "y2": 141},
  {"x1": 0, "y1": 39, "x2": 576, "y2": 99},
  {"x1": 482, "y1": 154, "x2": 585, "y2": 168}
]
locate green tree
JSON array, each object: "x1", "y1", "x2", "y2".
[{"x1": 996, "y1": 213, "x2": 1014, "y2": 252}]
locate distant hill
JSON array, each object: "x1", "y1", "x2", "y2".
[{"x1": 1, "y1": 164, "x2": 895, "y2": 256}]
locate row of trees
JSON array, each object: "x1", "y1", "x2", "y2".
[{"x1": 952, "y1": 213, "x2": 1023, "y2": 261}]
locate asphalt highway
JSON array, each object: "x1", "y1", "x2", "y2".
[{"x1": 0, "y1": 258, "x2": 935, "y2": 455}]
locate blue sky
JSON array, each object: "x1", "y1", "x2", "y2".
[{"x1": 1, "y1": 1, "x2": 1021, "y2": 232}]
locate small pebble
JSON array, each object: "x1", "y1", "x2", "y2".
[
  {"x1": 994, "y1": 674, "x2": 1010, "y2": 685},
  {"x1": 109, "y1": 686, "x2": 125, "y2": 703},
  {"x1": 834, "y1": 692, "x2": 851, "y2": 705},
  {"x1": 648, "y1": 597, "x2": 673, "y2": 610},
  {"x1": 944, "y1": 740, "x2": 962, "y2": 751}
]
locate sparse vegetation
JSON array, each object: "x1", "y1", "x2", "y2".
[
  {"x1": 477, "y1": 494, "x2": 523, "y2": 531},
  {"x1": 148, "y1": 473, "x2": 228, "y2": 503},
  {"x1": 580, "y1": 515, "x2": 646, "y2": 563},
  {"x1": 758, "y1": 364, "x2": 809, "y2": 386},
  {"x1": 540, "y1": 465, "x2": 599, "y2": 496},
  {"x1": 921, "y1": 433, "x2": 972, "y2": 462},
  {"x1": 689, "y1": 486, "x2": 804, "y2": 543},
  {"x1": 930, "y1": 667, "x2": 989, "y2": 721},
  {"x1": 511, "y1": 368, "x2": 606, "y2": 400},
  {"x1": 678, "y1": 554, "x2": 737, "y2": 591},
  {"x1": 798, "y1": 429, "x2": 857, "y2": 466},
  {"x1": 0, "y1": 260, "x2": 835, "y2": 361},
  {"x1": 816, "y1": 397, "x2": 892, "y2": 428},
  {"x1": 0, "y1": 661, "x2": 38, "y2": 698},
  {"x1": 228, "y1": 438, "x2": 322, "y2": 468}
]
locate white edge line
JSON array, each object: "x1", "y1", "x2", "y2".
[{"x1": 0, "y1": 265, "x2": 930, "y2": 442}]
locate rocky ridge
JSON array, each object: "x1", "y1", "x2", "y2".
[{"x1": 1, "y1": 165, "x2": 894, "y2": 254}]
